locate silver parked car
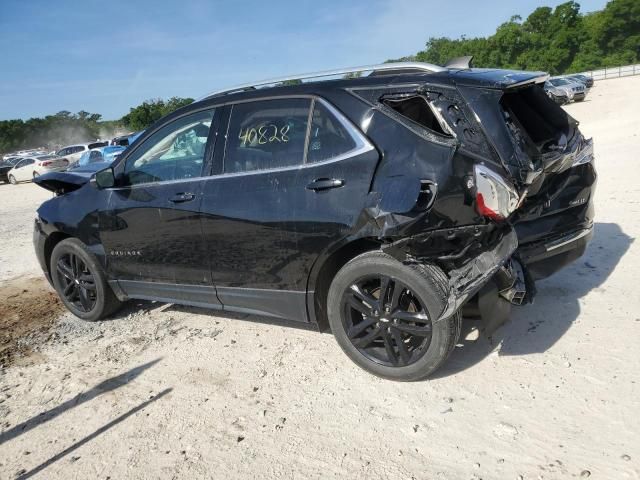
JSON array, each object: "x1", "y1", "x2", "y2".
[{"x1": 547, "y1": 77, "x2": 587, "y2": 102}]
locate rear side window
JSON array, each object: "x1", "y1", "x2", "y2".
[
  {"x1": 382, "y1": 95, "x2": 451, "y2": 137},
  {"x1": 307, "y1": 101, "x2": 357, "y2": 163},
  {"x1": 224, "y1": 98, "x2": 311, "y2": 174}
]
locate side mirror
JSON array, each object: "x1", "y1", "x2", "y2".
[{"x1": 91, "y1": 167, "x2": 115, "y2": 189}]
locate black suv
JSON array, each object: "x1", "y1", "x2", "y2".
[{"x1": 33, "y1": 62, "x2": 596, "y2": 380}]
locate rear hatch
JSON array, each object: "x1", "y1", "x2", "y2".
[{"x1": 454, "y1": 71, "x2": 596, "y2": 253}]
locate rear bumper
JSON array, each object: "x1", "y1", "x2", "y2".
[
  {"x1": 517, "y1": 225, "x2": 593, "y2": 280},
  {"x1": 437, "y1": 229, "x2": 518, "y2": 322}
]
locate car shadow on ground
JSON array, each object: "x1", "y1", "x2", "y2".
[
  {"x1": 0, "y1": 359, "x2": 162, "y2": 447},
  {"x1": 15, "y1": 388, "x2": 172, "y2": 480},
  {"x1": 433, "y1": 222, "x2": 634, "y2": 378}
]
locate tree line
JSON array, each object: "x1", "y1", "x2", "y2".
[
  {"x1": 2, "y1": 0, "x2": 638, "y2": 154},
  {"x1": 389, "y1": 0, "x2": 639, "y2": 74},
  {"x1": 0, "y1": 97, "x2": 193, "y2": 155}
]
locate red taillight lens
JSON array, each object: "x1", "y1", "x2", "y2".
[
  {"x1": 41, "y1": 161, "x2": 52, "y2": 166},
  {"x1": 473, "y1": 164, "x2": 520, "y2": 221}
]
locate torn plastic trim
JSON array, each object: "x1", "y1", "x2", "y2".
[
  {"x1": 381, "y1": 224, "x2": 495, "y2": 263},
  {"x1": 437, "y1": 228, "x2": 518, "y2": 323},
  {"x1": 495, "y1": 258, "x2": 527, "y2": 305}
]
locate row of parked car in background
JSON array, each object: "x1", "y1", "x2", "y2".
[
  {"x1": 0, "y1": 131, "x2": 143, "y2": 184},
  {"x1": 543, "y1": 73, "x2": 594, "y2": 105}
]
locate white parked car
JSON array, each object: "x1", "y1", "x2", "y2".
[
  {"x1": 7, "y1": 155, "x2": 69, "y2": 184},
  {"x1": 55, "y1": 142, "x2": 108, "y2": 165}
]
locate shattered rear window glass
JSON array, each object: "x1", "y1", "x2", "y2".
[{"x1": 382, "y1": 95, "x2": 451, "y2": 137}]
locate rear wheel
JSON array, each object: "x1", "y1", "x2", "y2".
[
  {"x1": 8, "y1": 175, "x2": 16, "y2": 185},
  {"x1": 327, "y1": 251, "x2": 460, "y2": 381},
  {"x1": 50, "y1": 238, "x2": 122, "y2": 321}
]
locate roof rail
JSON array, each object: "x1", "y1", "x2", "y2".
[{"x1": 198, "y1": 62, "x2": 447, "y2": 101}]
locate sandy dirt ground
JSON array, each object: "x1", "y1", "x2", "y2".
[{"x1": 0, "y1": 76, "x2": 639, "y2": 480}]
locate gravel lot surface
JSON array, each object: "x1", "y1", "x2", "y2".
[{"x1": 0, "y1": 76, "x2": 638, "y2": 479}]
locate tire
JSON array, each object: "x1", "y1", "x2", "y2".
[
  {"x1": 327, "y1": 251, "x2": 461, "y2": 381},
  {"x1": 50, "y1": 238, "x2": 122, "y2": 321},
  {"x1": 8, "y1": 175, "x2": 16, "y2": 185}
]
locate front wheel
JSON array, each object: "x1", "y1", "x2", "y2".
[
  {"x1": 50, "y1": 238, "x2": 122, "y2": 321},
  {"x1": 8, "y1": 175, "x2": 17, "y2": 185},
  {"x1": 327, "y1": 251, "x2": 460, "y2": 381}
]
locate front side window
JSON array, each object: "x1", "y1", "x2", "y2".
[
  {"x1": 124, "y1": 109, "x2": 214, "y2": 185},
  {"x1": 224, "y1": 98, "x2": 311, "y2": 174}
]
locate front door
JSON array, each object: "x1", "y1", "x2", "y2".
[{"x1": 100, "y1": 108, "x2": 218, "y2": 302}]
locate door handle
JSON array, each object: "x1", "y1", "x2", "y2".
[
  {"x1": 306, "y1": 178, "x2": 344, "y2": 191},
  {"x1": 169, "y1": 192, "x2": 196, "y2": 203}
]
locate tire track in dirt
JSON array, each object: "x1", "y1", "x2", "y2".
[{"x1": 0, "y1": 276, "x2": 64, "y2": 367}]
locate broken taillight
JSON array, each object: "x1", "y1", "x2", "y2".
[{"x1": 473, "y1": 164, "x2": 520, "y2": 221}]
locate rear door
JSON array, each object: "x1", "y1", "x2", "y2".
[
  {"x1": 100, "y1": 108, "x2": 220, "y2": 303},
  {"x1": 199, "y1": 96, "x2": 379, "y2": 321}
]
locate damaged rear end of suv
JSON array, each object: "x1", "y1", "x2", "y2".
[
  {"x1": 33, "y1": 61, "x2": 595, "y2": 381},
  {"x1": 332, "y1": 64, "x2": 595, "y2": 378}
]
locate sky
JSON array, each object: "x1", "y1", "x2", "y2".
[{"x1": 0, "y1": 0, "x2": 607, "y2": 121}]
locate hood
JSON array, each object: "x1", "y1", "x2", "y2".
[{"x1": 33, "y1": 169, "x2": 95, "y2": 194}]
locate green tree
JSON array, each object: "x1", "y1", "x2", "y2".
[
  {"x1": 394, "y1": 0, "x2": 639, "y2": 74},
  {"x1": 122, "y1": 97, "x2": 194, "y2": 131}
]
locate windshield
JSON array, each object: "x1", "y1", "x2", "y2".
[{"x1": 550, "y1": 78, "x2": 569, "y2": 86}]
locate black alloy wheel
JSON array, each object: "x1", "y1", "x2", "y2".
[
  {"x1": 55, "y1": 253, "x2": 98, "y2": 313},
  {"x1": 327, "y1": 251, "x2": 460, "y2": 381},
  {"x1": 341, "y1": 274, "x2": 432, "y2": 367}
]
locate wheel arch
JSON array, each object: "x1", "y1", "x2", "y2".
[
  {"x1": 43, "y1": 231, "x2": 72, "y2": 278},
  {"x1": 306, "y1": 236, "x2": 382, "y2": 333}
]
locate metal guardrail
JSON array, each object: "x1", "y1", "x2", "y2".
[{"x1": 582, "y1": 64, "x2": 640, "y2": 81}]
